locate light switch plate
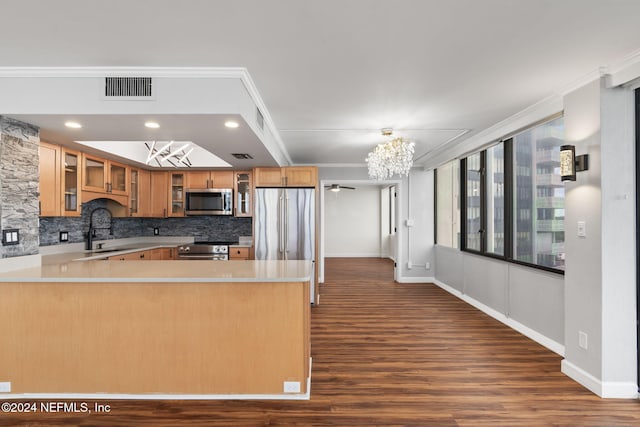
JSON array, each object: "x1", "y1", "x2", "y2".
[{"x1": 577, "y1": 221, "x2": 586, "y2": 238}]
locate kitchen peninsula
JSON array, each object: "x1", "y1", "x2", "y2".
[{"x1": 0, "y1": 253, "x2": 312, "y2": 399}]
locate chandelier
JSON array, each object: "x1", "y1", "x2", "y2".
[{"x1": 366, "y1": 130, "x2": 415, "y2": 180}]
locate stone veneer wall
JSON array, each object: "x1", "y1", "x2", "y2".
[
  {"x1": 0, "y1": 116, "x2": 40, "y2": 258},
  {"x1": 40, "y1": 198, "x2": 253, "y2": 246}
]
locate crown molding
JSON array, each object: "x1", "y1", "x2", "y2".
[{"x1": 0, "y1": 66, "x2": 248, "y2": 78}]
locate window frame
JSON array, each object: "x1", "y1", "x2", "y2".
[{"x1": 454, "y1": 117, "x2": 565, "y2": 275}]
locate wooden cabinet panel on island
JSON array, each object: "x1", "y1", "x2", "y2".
[
  {"x1": 254, "y1": 166, "x2": 317, "y2": 188},
  {"x1": 187, "y1": 171, "x2": 234, "y2": 189}
]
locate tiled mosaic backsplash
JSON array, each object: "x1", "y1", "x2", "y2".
[{"x1": 40, "y1": 199, "x2": 252, "y2": 246}]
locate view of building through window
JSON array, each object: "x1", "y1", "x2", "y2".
[
  {"x1": 513, "y1": 116, "x2": 565, "y2": 270},
  {"x1": 437, "y1": 115, "x2": 565, "y2": 272}
]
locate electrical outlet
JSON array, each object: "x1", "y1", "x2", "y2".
[
  {"x1": 407, "y1": 261, "x2": 412, "y2": 269},
  {"x1": 59, "y1": 231, "x2": 69, "y2": 242},
  {"x1": 0, "y1": 382, "x2": 11, "y2": 392},
  {"x1": 283, "y1": 381, "x2": 300, "y2": 393},
  {"x1": 579, "y1": 331, "x2": 588, "y2": 350},
  {"x1": 425, "y1": 262, "x2": 430, "y2": 270},
  {"x1": 153, "y1": 227, "x2": 160, "y2": 236}
]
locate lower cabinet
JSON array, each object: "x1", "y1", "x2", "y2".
[
  {"x1": 229, "y1": 247, "x2": 250, "y2": 260},
  {"x1": 108, "y1": 247, "x2": 176, "y2": 261}
]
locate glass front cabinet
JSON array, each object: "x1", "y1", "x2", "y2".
[
  {"x1": 234, "y1": 171, "x2": 252, "y2": 217},
  {"x1": 62, "y1": 148, "x2": 81, "y2": 216}
]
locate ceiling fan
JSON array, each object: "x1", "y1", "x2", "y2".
[{"x1": 325, "y1": 184, "x2": 356, "y2": 192}]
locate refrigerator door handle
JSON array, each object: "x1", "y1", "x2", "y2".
[
  {"x1": 284, "y1": 194, "x2": 289, "y2": 259},
  {"x1": 278, "y1": 195, "x2": 284, "y2": 255}
]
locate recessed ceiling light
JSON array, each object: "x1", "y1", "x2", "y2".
[
  {"x1": 225, "y1": 120, "x2": 239, "y2": 129},
  {"x1": 145, "y1": 121, "x2": 160, "y2": 129},
  {"x1": 65, "y1": 121, "x2": 82, "y2": 129}
]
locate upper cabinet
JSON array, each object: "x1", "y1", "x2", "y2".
[
  {"x1": 254, "y1": 167, "x2": 318, "y2": 188},
  {"x1": 169, "y1": 172, "x2": 186, "y2": 217},
  {"x1": 150, "y1": 171, "x2": 168, "y2": 218},
  {"x1": 82, "y1": 154, "x2": 129, "y2": 196},
  {"x1": 38, "y1": 142, "x2": 82, "y2": 217},
  {"x1": 38, "y1": 142, "x2": 61, "y2": 217},
  {"x1": 130, "y1": 168, "x2": 151, "y2": 217},
  {"x1": 234, "y1": 171, "x2": 252, "y2": 217},
  {"x1": 61, "y1": 148, "x2": 82, "y2": 216},
  {"x1": 187, "y1": 171, "x2": 234, "y2": 189}
]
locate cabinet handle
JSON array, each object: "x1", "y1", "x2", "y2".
[
  {"x1": 140, "y1": 253, "x2": 145, "y2": 259},
  {"x1": 107, "y1": 182, "x2": 112, "y2": 193}
]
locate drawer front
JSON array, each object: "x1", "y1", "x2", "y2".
[{"x1": 229, "y1": 247, "x2": 250, "y2": 259}]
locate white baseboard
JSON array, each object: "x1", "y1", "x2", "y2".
[
  {"x1": 396, "y1": 276, "x2": 435, "y2": 283},
  {"x1": 433, "y1": 279, "x2": 565, "y2": 356},
  {"x1": 561, "y1": 360, "x2": 639, "y2": 399}
]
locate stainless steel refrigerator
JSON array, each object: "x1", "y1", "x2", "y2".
[{"x1": 255, "y1": 188, "x2": 315, "y2": 303}]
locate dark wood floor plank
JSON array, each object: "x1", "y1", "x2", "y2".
[{"x1": 0, "y1": 257, "x2": 638, "y2": 426}]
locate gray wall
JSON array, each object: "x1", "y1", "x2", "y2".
[
  {"x1": 435, "y1": 246, "x2": 565, "y2": 348},
  {"x1": 562, "y1": 77, "x2": 637, "y2": 396},
  {"x1": 0, "y1": 116, "x2": 40, "y2": 258},
  {"x1": 40, "y1": 198, "x2": 252, "y2": 246}
]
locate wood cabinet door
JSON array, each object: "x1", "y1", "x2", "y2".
[
  {"x1": 234, "y1": 171, "x2": 252, "y2": 217},
  {"x1": 150, "y1": 171, "x2": 168, "y2": 218},
  {"x1": 82, "y1": 154, "x2": 108, "y2": 192},
  {"x1": 211, "y1": 171, "x2": 234, "y2": 188},
  {"x1": 61, "y1": 148, "x2": 81, "y2": 217},
  {"x1": 285, "y1": 167, "x2": 317, "y2": 187},
  {"x1": 254, "y1": 168, "x2": 283, "y2": 187},
  {"x1": 133, "y1": 169, "x2": 151, "y2": 217},
  {"x1": 187, "y1": 171, "x2": 210, "y2": 189},
  {"x1": 38, "y1": 142, "x2": 61, "y2": 217},
  {"x1": 109, "y1": 161, "x2": 129, "y2": 195}
]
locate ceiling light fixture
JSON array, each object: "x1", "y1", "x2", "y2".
[
  {"x1": 366, "y1": 129, "x2": 415, "y2": 180},
  {"x1": 225, "y1": 120, "x2": 239, "y2": 128},
  {"x1": 145, "y1": 121, "x2": 160, "y2": 129},
  {"x1": 64, "y1": 121, "x2": 82, "y2": 129}
]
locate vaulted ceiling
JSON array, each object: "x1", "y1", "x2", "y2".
[{"x1": 2, "y1": 0, "x2": 640, "y2": 168}]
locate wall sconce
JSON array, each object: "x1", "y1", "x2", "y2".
[{"x1": 560, "y1": 145, "x2": 589, "y2": 181}]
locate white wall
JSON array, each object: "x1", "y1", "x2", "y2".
[{"x1": 324, "y1": 185, "x2": 381, "y2": 257}]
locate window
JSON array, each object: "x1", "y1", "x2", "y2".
[
  {"x1": 456, "y1": 115, "x2": 565, "y2": 273},
  {"x1": 435, "y1": 160, "x2": 460, "y2": 248},
  {"x1": 513, "y1": 116, "x2": 565, "y2": 270},
  {"x1": 486, "y1": 143, "x2": 505, "y2": 255},
  {"x1": 465, "y1": 153, "x2": 482, "y2": 251}
]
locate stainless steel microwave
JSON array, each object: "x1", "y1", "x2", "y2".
[{"x1": 185, "y1": 188, "x2": 233, "y2": 215}]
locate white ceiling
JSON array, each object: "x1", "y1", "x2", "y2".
[{"x1": 1, "y1": 0, "x2": 640, "y2": 167}]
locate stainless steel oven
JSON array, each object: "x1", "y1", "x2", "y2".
[{"x1": 177, "y1": 243, "x2": 229, "y2": 260}]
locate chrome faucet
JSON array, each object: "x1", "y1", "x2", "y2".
[{"x1": 86, "y1": 207, "x2": 113, "y2": 250}]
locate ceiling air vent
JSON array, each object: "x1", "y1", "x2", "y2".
[
  {"x1": 256, "y1": 107, "x2": 264, "y2": 131},
  {"x1": 104, "y1": 77, "x2": 153, "y2": 98},
  {"x1": 231, "y1": 153, "x2": 254, "y2": 160}
]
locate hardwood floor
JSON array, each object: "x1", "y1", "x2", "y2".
[{"x1": 2, "y1": 257, "x2": 639, "y2": 426}]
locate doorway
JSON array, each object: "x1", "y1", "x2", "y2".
[{"x1": 319, "y1": 179, "x2": 401, "y2": 284}]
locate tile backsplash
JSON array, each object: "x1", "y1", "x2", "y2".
[{"x1": 40, "y1": 199, "x2": 252, "y2": 247}]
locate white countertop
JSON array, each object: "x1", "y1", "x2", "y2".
[{"x1": 0, "y1": 259, "x2": 312, "y2": 283}]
